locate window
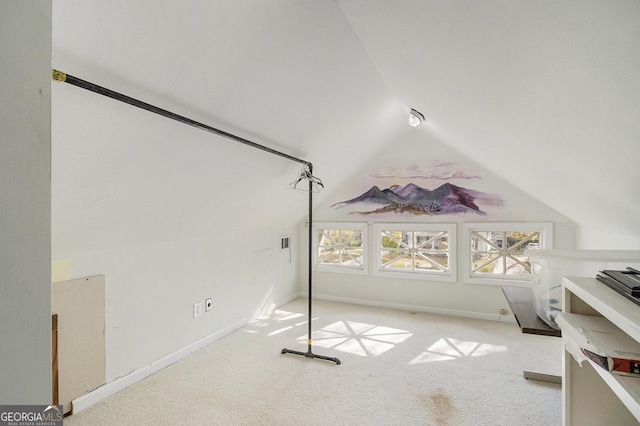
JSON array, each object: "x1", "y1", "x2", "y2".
[
  {"x1": 463, "y1": 223, "x2": 552, "y2": 286},
  {"x1": 313, "y1": 223, "x2": 367, "y2": 275},
  {"x1": 373, "y1": 223, "x2": 456, "y2": 282}
]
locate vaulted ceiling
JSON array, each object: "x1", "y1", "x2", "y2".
[{"x1": 52, "y1": 1, "x2": 640, "y2": 249}]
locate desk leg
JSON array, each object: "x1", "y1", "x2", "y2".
[{"x1": 523, "y1": 370, "x2": 562, "y2": 384}]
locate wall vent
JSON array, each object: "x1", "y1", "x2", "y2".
[{"x1": 281, "y1": 237, "x2": 290, "y2": 250}]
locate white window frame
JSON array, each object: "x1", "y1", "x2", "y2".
[
  {"x1": 372, "y1": 223, "x2": 457, "y2": 282},
  {"x1": 463, "y1": 222, "x2": 553, "y2": 287},
  {"x1": 312, "y1": 222, "x2": 368, "y2": 275}
]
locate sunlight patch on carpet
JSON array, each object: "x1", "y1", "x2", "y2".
[
  {"x1": 297, "y1": 320, "x2": 412, "y2": 356},
  {"x1": 409, "y1": 337, "x2": 507, "y2": 364},
  {"x1": 249, "y1": 309, "x2": 307, "y2": 332},
  {"x1": 256, "y1": 309, "x2": 305, "y2": 322},
  {"x1": 268, "y1": 325, "x2": 294, "y2": 336}
]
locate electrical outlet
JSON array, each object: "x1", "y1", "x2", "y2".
[
  {"x1": 193, "y1": 301, "x2": 203, "y2": 318},
  {"x1": 205, "y1": 298, "x2": 212, "y2": 312}
]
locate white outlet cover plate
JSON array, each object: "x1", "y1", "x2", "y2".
[{"x1": 193, "y1": 301, "x2": 203, "y2": 318}]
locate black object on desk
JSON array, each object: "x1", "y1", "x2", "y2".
[{"x1": 597, "y1": 268, "x2": 640, "y2": 306}]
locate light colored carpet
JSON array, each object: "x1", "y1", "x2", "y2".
[{"x1": 65, "y1": 298, "x2": 561, "y2": 425}]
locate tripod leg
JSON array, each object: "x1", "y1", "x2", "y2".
[{"x1": 281, "y1": 348, "x2": 341, "y2": 365}]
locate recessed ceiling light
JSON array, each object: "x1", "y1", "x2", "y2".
[{"x1": 408, "y1": 109, "x2": 425, "y2": 127}]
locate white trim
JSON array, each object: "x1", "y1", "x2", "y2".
[
  {"x1": 463, "y1": 222, "x2": 553, "y2": 287},
  {"x1": 308, "y1": 292, "x2": 516, "y2": 324},
  {"x1": 275, "y1": 292, "x2": 301, "y2": 307},
  {"x1": 372, "y1": 223, "x2": 457, "y2": 282},
  {"x1": 312, "y1": 222, "x2": 368, "y2": 275}
]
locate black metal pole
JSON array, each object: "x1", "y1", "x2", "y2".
[
  {"x1": 280, "y1": 163, "x2": 340, "y2": 365},
  {"x1": 307, "y1": 168, "x2": 313, "y2": 354},
  {"x1": 51, "y1": 69, "x2": 309, "y2": 167},
  {"x1": 52, "y1": 69, "x2": 338, "y2": 364}
]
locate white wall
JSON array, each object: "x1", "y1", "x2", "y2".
[
  {"x1": 577, "y1": 228, "x2": 640, "y2": 251},
  {"x1": 62, "y1": 225, "x2": 299, "y2": 381},
  {"x1": 338, "y1": 0, "x2": 640, "y2": 248},
  {"x1": 309, "y1": 130, "x2": 576, "y2": 319},
  {"x1": 0, "y1": 1, "x2": 52, "y2": 404},
  {"x1": 51, "y1": 82, "x2": 305, "y2": 381}
]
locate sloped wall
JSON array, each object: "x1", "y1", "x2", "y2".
[
  {"x1": 309, "y1": 130, "x2": 576, "y2": 318},
  {"x1": 52, "y1": 82, "x2": 305, "y2": 382}
]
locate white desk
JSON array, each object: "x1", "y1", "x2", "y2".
[{"x1": 562, "y1": 276, "x2": 640, "y2": 425}]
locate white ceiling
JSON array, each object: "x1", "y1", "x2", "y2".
[{"x1": 52, "y1": 1, "x2": 640, "y2": 247}]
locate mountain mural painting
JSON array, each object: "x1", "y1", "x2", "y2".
[{"x1": 331, "y1": 183, "x2": 502, "y2": 216}]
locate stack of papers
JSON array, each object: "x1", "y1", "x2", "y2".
[{"x1": 556, "y1": 312, "x2": 640, "y2": 377}]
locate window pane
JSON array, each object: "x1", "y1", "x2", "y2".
[
  {"x1": 471, "y1": 231, "x2": 501, "y2": 252},
  {"x1": 318, "y1": 247, "x2": 339, "y2": 263},
  {"x1": 472, "y1": 253, "x2": 500, "y2": 274},
  {"x1": 379, "y1": 229, "x2": 450, "y2": 274},
  {"x1": 316, "y1": 228, "x2": 364, "y2": 268},
  {"x1": 382, "y1": 250, "x2": 412, "y2": 270},
  {"x1": 470, "y1": 230, "x2": 540, "y2": 277},
  {"x1": 342, "y1": 248, "x2": 364, "y2": 266},
  {"x1": 417, "y1": 253, "x2": 449, "y2": 270}
]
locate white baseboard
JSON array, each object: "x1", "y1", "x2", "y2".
[
  {"x1": 274, "y1": 292, "x2": 300, "y2": 309},
  {"x1": 305, "y1": 292, "x2": 517, "y2": 324},
  {"x1": 71, "y1": 318, "x2": 248, "y2": 414}
]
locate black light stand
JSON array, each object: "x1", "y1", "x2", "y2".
[
  {"x1": 281, "y1": 163, "x2": 341, "y2": 365},
  {"x1": 52, "y1": 69, "x2": 340, "y2": 365}
]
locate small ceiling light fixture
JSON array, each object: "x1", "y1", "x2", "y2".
[{"x1": 408, "y1": 108, "x2": 425, "y2": 127}]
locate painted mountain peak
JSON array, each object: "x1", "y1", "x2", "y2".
[{"x1": 331, "y1": 182, "x2": 501, "y2": 216}]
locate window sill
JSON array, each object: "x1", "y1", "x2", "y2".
[
  {"x1": 464, "y1": 276, "x2": 533, "y2": 287},
  {"x1": 373, "y1": 270, "x2": 456, "y2": 282},
  {"x1": 313, "y1": 266, "x2": 368, "y2": 276}
]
